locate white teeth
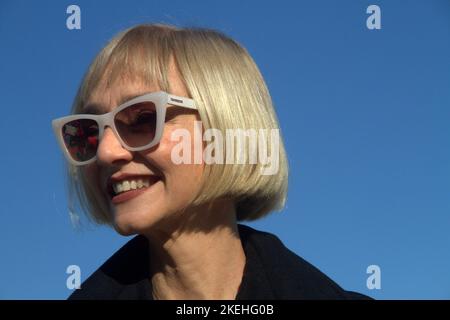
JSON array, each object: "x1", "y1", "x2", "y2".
[{"x1": 112, "y1": 178, "x2": 155, "y2": 195}]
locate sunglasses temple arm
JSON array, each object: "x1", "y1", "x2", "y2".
[{"x1": 168, "y1": 94, "x2": 196, "y2": 110}]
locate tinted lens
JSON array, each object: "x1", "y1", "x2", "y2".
[
  {"x1": 62, "y1": 119, "x2": 99, "y2": 162},
  {"x1": 114, "y1": 101, "x2": 157, "y2": 148}
]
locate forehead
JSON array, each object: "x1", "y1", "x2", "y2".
[
  {"x1": 83, "y1": 57, "x2": 187, "y2": 114},
  {"x1": 84, "y1": 78, "x2": 157, "y2": 114}
]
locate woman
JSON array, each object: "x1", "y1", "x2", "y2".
[{"x1": 52, "y1": 24, "x2": 367, "y2": 299}]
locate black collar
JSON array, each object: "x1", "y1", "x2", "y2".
[{"x1": 69, "y1": 224, "x2": 367, "y2": 300}]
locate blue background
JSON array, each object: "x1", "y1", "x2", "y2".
[{"x1": 0, "y1": 0, "x2": 449, "y2": 299}]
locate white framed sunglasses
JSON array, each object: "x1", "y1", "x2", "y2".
[{"x1": 52, "y1": 91, "x2": 197, "y2": 166}]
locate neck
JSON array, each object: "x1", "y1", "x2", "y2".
[{"x1": 144, "y1": 199, "x2": 246, "y2": 300}]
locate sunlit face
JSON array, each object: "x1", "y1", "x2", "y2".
[{"x1": 83, "y1": 61, "x2": 204, "y2": 236}]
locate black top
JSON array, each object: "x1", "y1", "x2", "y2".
[{"x1": 68, "y1": 224, "x2": 370, "y2": 300}]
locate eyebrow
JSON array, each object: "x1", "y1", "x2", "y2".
[{"x1": 82, "y1": 93, "x2": 147, "y2": 114}]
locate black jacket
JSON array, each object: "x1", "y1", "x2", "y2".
[{"x1": 68, "y1": 224, "x2": 369, "y2": 300}]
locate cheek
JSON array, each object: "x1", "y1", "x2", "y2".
[
  {"x1": 152, "y1": 131, "x2": 180, "y2": 167},
  {"x1": 82, "y1": 164, "x2": 99, "y2": 184},
  {"x1": 81, "y1": 165, "x2": 104, "y2": 199},
  {"x1": 146, "y1": 126, "x2": 205, "y2": 194}
]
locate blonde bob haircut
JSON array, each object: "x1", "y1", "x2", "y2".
[{"x1": 67, "y1": 23, "x2": 288, "y2": 224}]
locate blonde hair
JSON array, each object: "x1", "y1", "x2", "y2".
[{"x1": 68, "y1": 23, "x2": 289, "y2": 224}]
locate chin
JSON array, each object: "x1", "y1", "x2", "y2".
[
  {"x1": 112, "y1": 210, "x2": 160, "y2": 236},
  {"x1": 112, "y1": 222, "x2": 138, "y2": 236},
  {"x1": 112, "y1": 215, "x2": 140, "y2": 235}
]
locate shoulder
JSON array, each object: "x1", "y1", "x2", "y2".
[
  {"x1": 68, "y1": 235, "x2": 151, "y2": 300},
  {"x1": 237, "y1": 224, "x2": 371, "y2": 300}
]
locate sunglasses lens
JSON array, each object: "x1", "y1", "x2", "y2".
[
  {"x1": 62, "y1": 119, "x2": 99, "y2": 162},
  {"x1": 114, "y1": 101, "x2": 157, "y2": 148}
]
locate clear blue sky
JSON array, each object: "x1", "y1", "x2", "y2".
[{"x1": 0, "y1": 0, "x2": 449, "y2": 299}]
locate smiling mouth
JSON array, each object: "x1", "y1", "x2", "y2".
[{"x1": 107, "y1": 176, "x2": 161, "y2": 199}]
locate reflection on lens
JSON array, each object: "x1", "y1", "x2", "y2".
[
  {"x1": 62, "y1": 119, "x2": 99, "y2": 162},
  {"x1": 114, "y1": 101, "x2": 157, "y2": 148}
]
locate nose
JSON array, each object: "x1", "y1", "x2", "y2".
[{"x1": 96, "y1": 127, "x2": 133, "y2": 166}]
